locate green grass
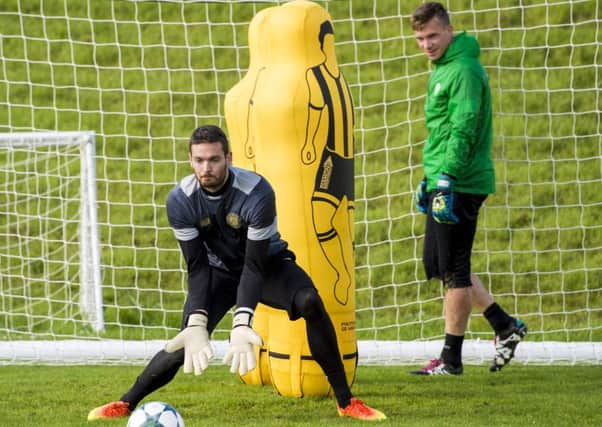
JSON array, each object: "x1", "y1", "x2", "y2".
[
  {"x1": 0, "y1": 0, "x2": 601, "y2": 343},
  {"x1": 0, "y1": 364, "x2": 601, "y2": 426},
  {"x1": 0, "y1": 5, "x2": 598, "y2": 426}
]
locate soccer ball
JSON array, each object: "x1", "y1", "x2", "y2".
[{"x1": 126, "y1": 401, "x2": 185, "y2": 427}]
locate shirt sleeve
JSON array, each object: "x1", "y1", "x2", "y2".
[
  {"x1": 178, "y1": 237, "x2": 212, "y2": 313},
  {"x1": 166, "y1": 185, "x2": 211, "y2": 312},
  {"x1": 245, "y1": 179, "x2": 279, "y2": 241},
  {"x1": 236, "y1": 178, "x2": 277, "y2": 310},
  {"x1": 236, "y1": 238, "x2": 270, "y2": 310},
  {"x1": 166, "y1": 184, "x2": 200, "y2": 242},
  {"x1": 444, "y1": 65, "x2": 483, "y2": 178}
]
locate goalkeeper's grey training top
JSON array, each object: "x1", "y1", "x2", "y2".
[{"x1": 165, "y1": 166, "x2": 288, "y2": 312}]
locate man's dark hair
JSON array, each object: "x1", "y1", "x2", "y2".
[
  {"x1": 411, "y1": 2, "x2": 450, "y2": 30},
  {"x1": 189, "y1": 125, "x2": 230, "y2": 154}
]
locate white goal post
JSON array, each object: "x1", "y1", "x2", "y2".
[
  {"x1": 0, "y1": 0, "x2": 600, "y2": 366},
  {"x1": 0, "y1": 131, "x2": 104, "y2": 335}
]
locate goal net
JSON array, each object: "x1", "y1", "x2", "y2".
[
  {"x1": 0, "y1": 132, "x2": 103, "y2": 335},
  {"x1": 0, "y1": 0, "x2": 600, "y2": 365}
]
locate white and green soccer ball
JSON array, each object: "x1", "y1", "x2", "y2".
[{"x1": 126, "y1": 401, "x2": 185, "y2": 427}]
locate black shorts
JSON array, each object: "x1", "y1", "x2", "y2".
[
  {"x1": 423, "y1": 192, "x2": 487, "y2": 288},
  {"x1": 184, "y1": 251, "x2": 315, "y2": 332}
]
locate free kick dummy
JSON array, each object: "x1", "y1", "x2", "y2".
[{"x1": 225, "y1": 0, "x2": 356, "y2": 397}]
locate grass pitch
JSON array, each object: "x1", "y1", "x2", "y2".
[{"x1": 1, "y1": 364, "x2": 600, "y2": 426}]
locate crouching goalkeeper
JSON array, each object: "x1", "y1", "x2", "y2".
[{"x1": 88, "y1": 125, "x2": 386, "y2": 422}]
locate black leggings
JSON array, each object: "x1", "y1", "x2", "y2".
[{"x1": 121, "y1": 266, "x2": 352, "y2": 408}]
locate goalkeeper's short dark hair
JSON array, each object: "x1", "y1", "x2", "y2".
[
  {"x1": 411, "y1": 2, "x2": 450, "y2": 30},
  {"x1": 189, "y1": 125, "x2": 230, "y2": 154}
]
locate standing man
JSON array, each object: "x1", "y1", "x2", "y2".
[
  {"x1": 88, "y1": 125, "x2": 386, "y2": 421},
  {"x1": 410, "y1": 2, "x2": 527, "y2": 375}
]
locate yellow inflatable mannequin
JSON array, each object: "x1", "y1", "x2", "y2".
[{"x1": 224, "y1": 0, "x2": 356, "y2": 397}]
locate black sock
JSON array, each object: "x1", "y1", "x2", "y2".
[
  {"x1": 306, "y1": 314, "x2": 352, "y2": 408},
  {"x1": 483, "y1": 302, "x2": 514, "y2": 334},
  {"x1": 296, "y1": 289, "x2": 352, "y2": 408},
  {"x1": 120, "y1": 349, "x2": 183, "y2": 409},
  {"x1": 440, "y1": 333, "x2": 464, "y2": 367}
]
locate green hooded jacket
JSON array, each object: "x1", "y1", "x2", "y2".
[{"x1": 423, "y1": 32, "x2": 495, "y2": 194}]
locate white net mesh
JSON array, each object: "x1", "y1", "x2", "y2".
[
  {"x1": 0, "y1": 0, "x2": 600, "y2": 364},
  {"x1": 0, "y1": 132, "x2": 101, "y2": 337}
]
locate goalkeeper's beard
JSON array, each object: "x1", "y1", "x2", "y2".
[{"x1": 198, "y1": 172, "x2": 227, "y2": 193}]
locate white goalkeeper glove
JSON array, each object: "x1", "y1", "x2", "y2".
[
  {"x1": 223, "y1": 308, "x2": 263, "y2": 376},
  {"x1": 164, "y1": 310, "x2": 214, "y2": 376}
]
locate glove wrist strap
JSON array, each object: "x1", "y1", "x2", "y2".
[
  {"x1": 187, "y1": 309, "x2": 209, "y2": 327},
  {"x1": 437, "y1": 173, "x2": 456, "y2": 190},
  {"x1": 232, "y1": 307, "x2": 254, "y2": 328}
]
